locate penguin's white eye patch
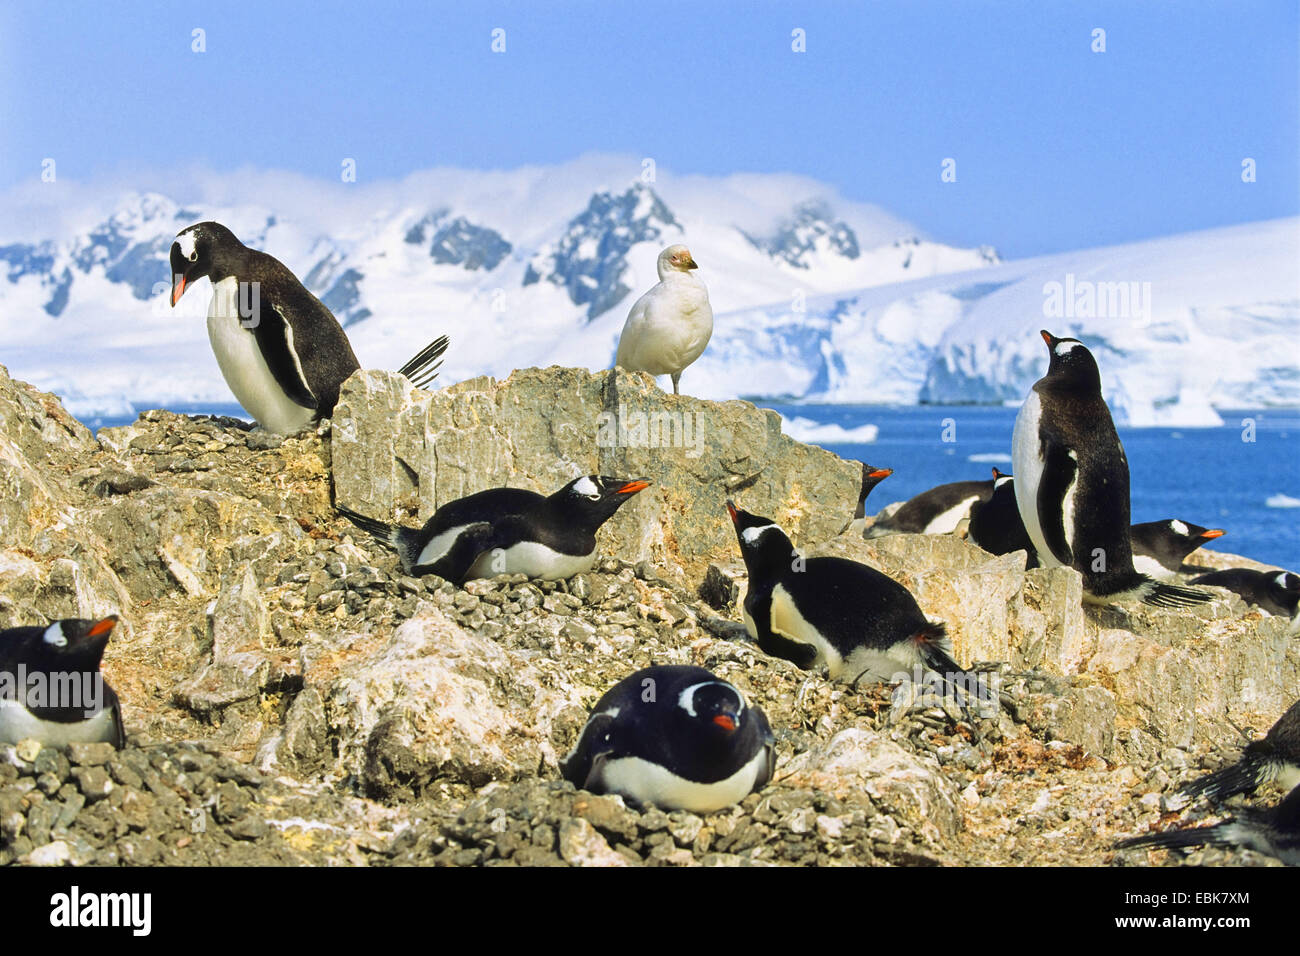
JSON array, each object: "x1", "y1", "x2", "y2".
[
  {"x1": 572, "y1": 476, "x2": 599, "y2": 499},
  {"x1": 1170, "y1": 520, "x2": 1189, "y2": 536},
  {"x1": 1277, "y1": 572, "x2": 1293, "y2": 589},
  {"x1": 741, "y1": 524, "x2": 778, "y2": 545},
  {"x1": 42, "y1": 622, "x2": 67, "y2": 647},
  {"x1": 1054, "y1": 341, "x2": 1080, "y2": 355},
  {"x1": 677, "y1": 681, "x2": 744, "y2": 718},
  {"x1": 176, "y1": 232, "x2": 198, "y2": 260}
]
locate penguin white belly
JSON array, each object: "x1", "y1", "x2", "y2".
[
  {"x1": 596, "y1": 746, "x2": 769, "y2": 814},
  {"x1": 0, "y1": 701, "x2": 118, "y2": 747},
  {"x1": 465, "y1": 542, "x2": 594, "y2": 581},
  {"x1": 207, "y1": 278, "x2": 315, "y2": 435},
  {"x1": 1011, "y1": 391, "x2": 1060, "y2": 568},
  {"x1": 770, "y1": 584, "x2": 840, "y2": 675},
  {"x1": 842, "y1": 643, "x2": 924, "y2": 686},
  {"x1": 922, "y1": 495, "x2": 980, "y2": 535},
  {"x1": 1131, "y1": 553, "x2": 1174, "y2": 582},
  {"x1": 1275, "y1": 762, "x2": 1300, "y2": 791}
]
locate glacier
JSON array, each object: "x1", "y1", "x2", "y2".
[{"x1": 0, "y1": 158, "x2": 1294, "y2": 426}]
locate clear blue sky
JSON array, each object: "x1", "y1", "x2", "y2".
[{"x1": 2, "y1": 0, "x2": 1295, "y2": 257}]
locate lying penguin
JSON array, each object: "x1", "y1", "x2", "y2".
[
  {"x1": 727, "y1": 500, "x2": 977, "y2": 703},
  {"x1": 561, "y1": 665, "x2": 774, "y2": 814},
  {"x1": 338, "y1": 474, "x2": 650, "y2": 585},
  {"x1": 1189, "y1": 568, "x2": 1300, "y2": 633},
  {"x1": 0, "y1": 617, "x2": 125, "y2": 749}
]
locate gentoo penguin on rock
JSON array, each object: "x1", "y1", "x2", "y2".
[
  {"x1": 1188, "y1": 568, "x2": 1300, "y2": 631},
  {"x1": 0, "y1": 617, "x2": 125, "y2": 749},
  {"x1": 614, "y1": 244, "x2": 713, "y2": 395},
  {"x1": 967, "y1": 469, "x2": 1039, "y2": 568},
  {"x1": 560, "y1": 665, "x2": 774, "y2": 813},
  {"x1": 170, "y1": 221, "x2": 449, "y2": 434},
  {"x1": 1010, "y1": 330, "x2": 1209, "y2": 608},
  {"x1": 865, "y1": 472, "x2": 1000, "y2": 538},
  {"x1": 1178, "y1": 699, "x2": 1300, "y2": 803},
  {"x1": 1129, "y1": 520, "x2": 1225, "y2": 581},
  {"x1": 338, "y1": 475, "x2": 650, "y2": 586},
  {"x1": 1116, "y1": 782, "x2": 1300, "y2": 866},
  {"x1": 840, "y1": 462, "x2": 894, "y2": 536},
  {"x1": 727, "y1": 501, "x2": 972, "y2": 696}
]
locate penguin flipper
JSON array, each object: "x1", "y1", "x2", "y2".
[
  {"x1": 1035, "y1": 440, "x2": 1076, "y2": 566},
  {"x1": 252, "y1": 305, "x2": 319, "y2": 410},
  {"x1": 414, "y1": 521, "x2": 497, "y2": 586},
  {"x1": 560, "y1": 712, "x2": 619, "y2": 791}
]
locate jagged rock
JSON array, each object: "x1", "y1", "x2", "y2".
[
  {"x1": 332, "y1": 366, "x2": 861, "y2": 586},
  {"x1": 326, "y1": 609, "x2": 584, "y2": 798}
]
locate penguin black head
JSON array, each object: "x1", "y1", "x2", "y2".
[
  {"x1": 554, "y1": 475, "x2": 651, "y2": 524},
  {"x1": 727, "y1": 500, "x2": 795, "y2": 574},
  {"x1": 170, "y1": 221, "x2": 243, "y2": 306},
  {"x1": 1039, "y1": 329, "x2": 1102, "y2": 392},
  {"x1": 24, "y1": 617, "x2": 118, "y2": 672},
  {"x1": 1168, "y1": 519, "x2": 1225, "y2": 544},
  {"x1": 673, "y1": 676, "x2": 749, "y2": 740}
]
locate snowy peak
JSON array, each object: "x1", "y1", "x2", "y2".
[
  {"x1": 403, "y1": 210, "x2": 512, "y2": 271},
  {"x1": 523, "y1": 183, "x2": 683, "y2": 321},
  {"x1": 743, "y1": 199, "x2": 860, "y2": 268}
]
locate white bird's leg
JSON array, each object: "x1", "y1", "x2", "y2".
[{"x1": 671, "y1": 372, "x2": 681, "y2": 395}]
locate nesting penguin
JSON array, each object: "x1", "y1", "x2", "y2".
[
  {"x1": 727, "y1": 501, "x2": 973, "y2": 696},
  {"x1": 1129, "y1": 519, "x2": 1225, "y2": 581},
  {"x1": 170, "y1": 221, "x2": 449, "y2": 434},
  {"x1": 840, "y1": 462, "x2": 894, "y2": 536},
  {"x1": 1177, "y1": 699, "x2": 1300, "y2": 803},
  {"x1": 614, "y1": 244, "x2": 713, "y2": 395},
  {"x1": 338, "y1": 475, "x2": 650, "y2": 586},
  {"x1": 1188, "y1": 568, "x2": 1300, "y2": 632},
  {"x1": 865, "y1": 472, "x2": 999, "y2": 538},
  {"x1": 1116, "y1": 783, "x2": 1300, "y2": 866},
  {"x1": 1010, "y1": 330, "x2": 1209, "y2": 608},
  {"x1": 967, "y1": 469, "x2": 1039, "y2": 568},
  {"x1": 0, "y1": 617, "x2": 125, "y2": 749},
  {"x1": 560, "y1": 665, "x2": 774, "y2": 813}
]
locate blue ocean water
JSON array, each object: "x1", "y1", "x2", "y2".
[
  {"x1": 87, "y1": 401, "x2": 1300, "y2": 573},
  {"x1": 760, "y1": 403, "x2": 1300, "y2": 574}
]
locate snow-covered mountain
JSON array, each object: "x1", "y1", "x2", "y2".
[{"x1": 0, "y1": 157, "x2": 1294, "y2": 425}]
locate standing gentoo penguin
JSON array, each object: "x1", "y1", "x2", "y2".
[
  {"x1": 560, "y1": 665, "x2": 774, "y2": 813},
  {"x1": 0, "y1": 617, "x2": 125, "y2": 749},
  {"x1": 1116, "y1": 782, "x2": 1300, "y2": 866},
  {"x1": 338, "y1": 475, "x2": 650, "y2": 586},
  {"x1": 1010, "y1": 330, "x2": 1209, "y2": 608},
  {"x1": 1177, "y1": 699, "x2": 1300, "y2": 803},
  {"x1": 170, "y1": 221, "x2": 449, "y2": 434},
  {"x1": 840, "y1": 462, "x2": 894, "y2": 535},
  {"x1": 614, "y1": 245, "x2": 713, "y2": 395},
  {"x1": 967, "y1": 469, "x2": 1039, "y2": 568},
  {"x1": 1129, "y1": 520, "x2": 1226, "y2": 581},
  {"x1": 1188, "y1": 568, "x2": 1300, "y2": 631},
  {"x1": 865, "y1": 472, "x2": 1000, "y2": 538},
  {"x1": 727, "y1": 501, "x2": 972, "y2": 695}
]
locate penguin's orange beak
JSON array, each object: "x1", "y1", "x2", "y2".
[
  {"x1": 171, "y1": 275, "x2": 187, "y2": 307},
  {"x1": 615, "y1": 479, "x2": 650, "y2": 495},
  {"x1": 87, "y1": 617, "x2": 117, "y2": 638},
  {"x1": 1200, "y1": 529, "x2": 1225, "y2": 539},
  {"x1": 725, "y1": 500, "x2": 739, "y2": 523},
  {"x1": 869, "y1": 468, "x2": 892, "y2": 479},
  {"x1": 712, "y1": 714, "x2": 737, "y2": 731}
]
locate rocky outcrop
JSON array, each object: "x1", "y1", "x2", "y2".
[
  {"x1": 332, "y1": 366, "x2": 861, "y2": 586},
  {"x1": 0, "y1": 361, "x2": 1296, "y2": 867}
]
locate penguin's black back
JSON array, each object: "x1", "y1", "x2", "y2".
[
  {"x1": 780, "y1": 556, "x2": 932, "y2": 656},
  {"x1": 1189, "y1": 569, "x2": 1300, "y2": 617},
  {"x1": 968, "y1": 475, "x2": 1038, "y2": 568},
  {"x1": 418, "y1": 486, "x2": 592, "y2": 556},
  {"x1": 882, "y1": 478, "x2": 994, "y2": 533}
]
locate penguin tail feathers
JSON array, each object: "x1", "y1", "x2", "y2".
[
  {"x1": 1178, "y1": 757, "x2": 1266, "y2": 804},
  {"x1": 1140, "y1": 579, "x2": 1213, "y2": 609},
  {"x1": 397, "y1": 334, "x2": 450, "y2": 390},
  {"x1": 1116, "y1": 824, "x2": 1228, "y2": 855},
  {"x1": 337, "y1": 506, "x2": 420, "y2": 570}
]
